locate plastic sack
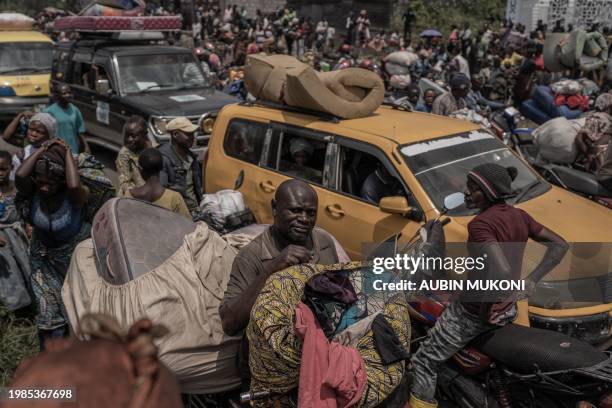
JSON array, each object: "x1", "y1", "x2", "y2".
[
  {"x1": 385, "y1": 61, "x2": 410, "y2": 76},
  {"x1": 550, "y1": 80, "x2": 583, "y2": 96},
  {"x1": 199, "y1": 190, "x2": 247, "y2": 232},
  {"x1": 533, "y1": 116, "x2": 584, "y2": 164},
  {"x1": 384, "y1": 51, "x2": 418, "y2": 67},
  {"x1": 0, "y1": 13, "x2": 34, "y2": 31},
  {"x1": 389, "y1": 74, "x2": 411, "y2": 90}
]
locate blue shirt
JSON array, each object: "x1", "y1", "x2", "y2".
[{"x1": 44, "y1": 103, "x2": 85, "y2": 153}]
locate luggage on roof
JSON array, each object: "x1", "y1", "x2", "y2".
[{"x1": 0, "y1": 12, "x2": 34, "y2": 31}]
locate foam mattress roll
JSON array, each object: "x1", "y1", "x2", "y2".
[{"x1": 283, "y1": 65, "x2": 384, "y2": 119}]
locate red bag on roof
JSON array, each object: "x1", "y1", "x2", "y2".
[{"x1": 554, "y1": 93, "x2": 589, "y2": 111}]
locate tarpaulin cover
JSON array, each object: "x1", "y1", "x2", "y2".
[
  {"x1": 62, "y1": 223, "x2": 247, "y2": 394},
  {"x1": 244, "y1": 54, "x2": 385, "y2": 119},
  {"x1": 544, "y1": 30, "x2": 609, "y2": 73}
]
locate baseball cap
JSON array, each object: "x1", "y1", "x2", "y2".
[{"x1": 166, "y1": 117, "x2": 198, "y2": 133}]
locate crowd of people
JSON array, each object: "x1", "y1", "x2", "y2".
[{"x1": 1, "y1": 2, "x2": 612, "y2": 407}]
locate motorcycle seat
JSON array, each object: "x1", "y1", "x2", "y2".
[
  {"x1": 549, "y1": 165, "x2": 612, "y2": 198},
  {"x1": 471, "y1": 324, "x2": 607, "y2": 373}
]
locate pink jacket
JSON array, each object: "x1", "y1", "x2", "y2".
[{"x1": 294, "y1": 302, "x2": 367, "y2": 408}]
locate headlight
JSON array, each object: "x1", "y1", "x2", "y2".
[
  {"x1": 201, "y1": 117, "x2": 215, "y2": 134},
  {"x1": 151, "y1": 117, "x2": 168, "y2": 136}
]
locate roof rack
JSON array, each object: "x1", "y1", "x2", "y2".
[
  {"x1": 242, "y1": 100, "x2": 341, "y2": 123},
  {"x1": 382, "y1": 101, "x2": 414, "y2": 112}
]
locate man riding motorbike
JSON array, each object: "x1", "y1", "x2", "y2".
[{"x1": 408, "y1": 163, "x2": 569, "y2": 408}]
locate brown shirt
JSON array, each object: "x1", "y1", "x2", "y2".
[{"x1": 221, "y1": 226, "x2": 340, "y2": 312}]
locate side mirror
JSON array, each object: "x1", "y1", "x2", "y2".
[
  {"x1": 443, "y1": 192, "x2": 465, "y2": 211},
  {"x1": 96, "y1": 79, "x2": 111, "y2": 95},
  {"x1": 379, "y1": 196, "x2": 412, "y2": 215}
]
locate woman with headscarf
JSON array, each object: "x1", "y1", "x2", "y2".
[
  {"x1": 284, "y1": 137, "x2": 322, "y2": 183},
  {"x1": 10, "y1": 112, "x2": 57, "y2": 180},
  {"x1": 15, "y1": 139, "x2": 90, "y2": 350}
]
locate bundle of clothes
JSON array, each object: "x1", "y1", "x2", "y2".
[
  {"x1": 79, "y1": 0, "x2": 145, "y2": 16},
  {"x1": 247, "y1": 261, "x2": 411, "y2": 407},
  {"x1": 533, "y1": 92, "x2": 612, "y2": 174},
  {"x1": 519, "y1": 77, "x2": 604, "y2": 125}
]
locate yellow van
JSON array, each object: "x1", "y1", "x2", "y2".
[
  {"x1": 205, "y1": 103, "x2": 612, "y2": 346},
  {"x1": 0, "y1": 30, "x2": 53, "y2": 120}
]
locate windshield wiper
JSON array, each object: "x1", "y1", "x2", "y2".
[
  {"x1": 140, "y1": 83, "x2": 174, "y2": 92},
  {"x1": 514, "y1": 180, "x2": 541, "y2": 203}
]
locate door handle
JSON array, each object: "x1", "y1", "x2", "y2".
[
  {"x1": 259, "y1": 180, "x2": 276, "y2": 193},
  {"x1": 326, "y1": 204, "x2": 345, "y2": 218}
]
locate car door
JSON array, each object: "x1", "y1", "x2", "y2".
[
  {"x1": 254, "y1": 123, "x2": 336, "y2": 226},
  {"x1": 68, "y1": 52, "x2": 97, "y2": 131},
  {"x1": 205, "y1": 118, "x2": 271, "y2": 222},
  {"x1": 87, "y1": 55, "x2": 126, "y2": 146},
  {"x1": 321, "y1": 137, "x2": 422, "y2": 260}
]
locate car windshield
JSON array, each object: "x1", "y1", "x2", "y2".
[
  {"x1": 0, "y1": 42, "x2": 53, "y2": 74},
  {"x1": 400, "y1": 131, "x2": 549, "y2": 216},
  {"x1": 116, "y1": 53, "x2": 209, "y2": 94}
]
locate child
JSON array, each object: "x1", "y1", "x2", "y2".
[{"x1": 127, "y1": 148, "x2": 191, "y2": 219}]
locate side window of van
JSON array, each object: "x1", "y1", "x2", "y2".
[
  {"x1": 223, "y1": 120, "x2": 267, "y2": 165},
  {"x1": 337, "y1": 142, "x2": 418, "y2": 208},
  {"x1": 265, "y1": 127, "x2": 328, "y2": 186},
  {"x1": 72, "y1": 62, "x2": 92, "y2": 88}
]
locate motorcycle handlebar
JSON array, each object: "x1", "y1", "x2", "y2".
[{"x1": 240, "y1": 390, "x2": 271, "y2": 403}]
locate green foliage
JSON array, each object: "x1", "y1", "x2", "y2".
[
  {"x1": 0, "y1": 306, "x2": 38, "y2": 387},
  {"x1": 392, "y1": 0, "x2": 506, "y2": 35},
  {"x1": 0, "y1": 0, "x2": 70, "y2": 15}
]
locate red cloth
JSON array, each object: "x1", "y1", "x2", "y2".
[
  {"x1": 554, "y1": 94, "x2": 589, "y2": 111},
  {"x1": 294, "y1": 302, "x2": 367, "y2": 408},
  {"x1": 247, "y1": 42, "x2": 259, "y2": 54},
  {"x1": 535, "y1": 55, "x2": 545, "y2": 70}
]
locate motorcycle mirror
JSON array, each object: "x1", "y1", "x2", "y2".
[{"x1": 443, "y1": 192, "x2": 465, "y2": 211}]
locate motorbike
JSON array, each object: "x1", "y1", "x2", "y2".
[{"x1": 404, "y1": 194, "x2": 612, "y2": 407}]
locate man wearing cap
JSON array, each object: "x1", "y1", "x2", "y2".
[
  {"x1": 158, "y1": 117, "x2": 202, "y2": 215},
  {"x1": 431, "y1": 73, "x2": 471, "y2": 116},
  {"x1": 407, "y1": 163, "x2": 568, "y2": 408}
]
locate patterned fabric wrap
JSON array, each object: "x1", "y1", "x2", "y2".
[
  {"x1": 30, "y1": 221, "x2": 91, "y2": 330},
  {"x1": 247, "y1": 262, "x2": 411, "y2": 408}
]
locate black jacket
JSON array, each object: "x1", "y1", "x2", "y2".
[{"x1": 158, "y1": 142, "x2": 203, "y2": 205}]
